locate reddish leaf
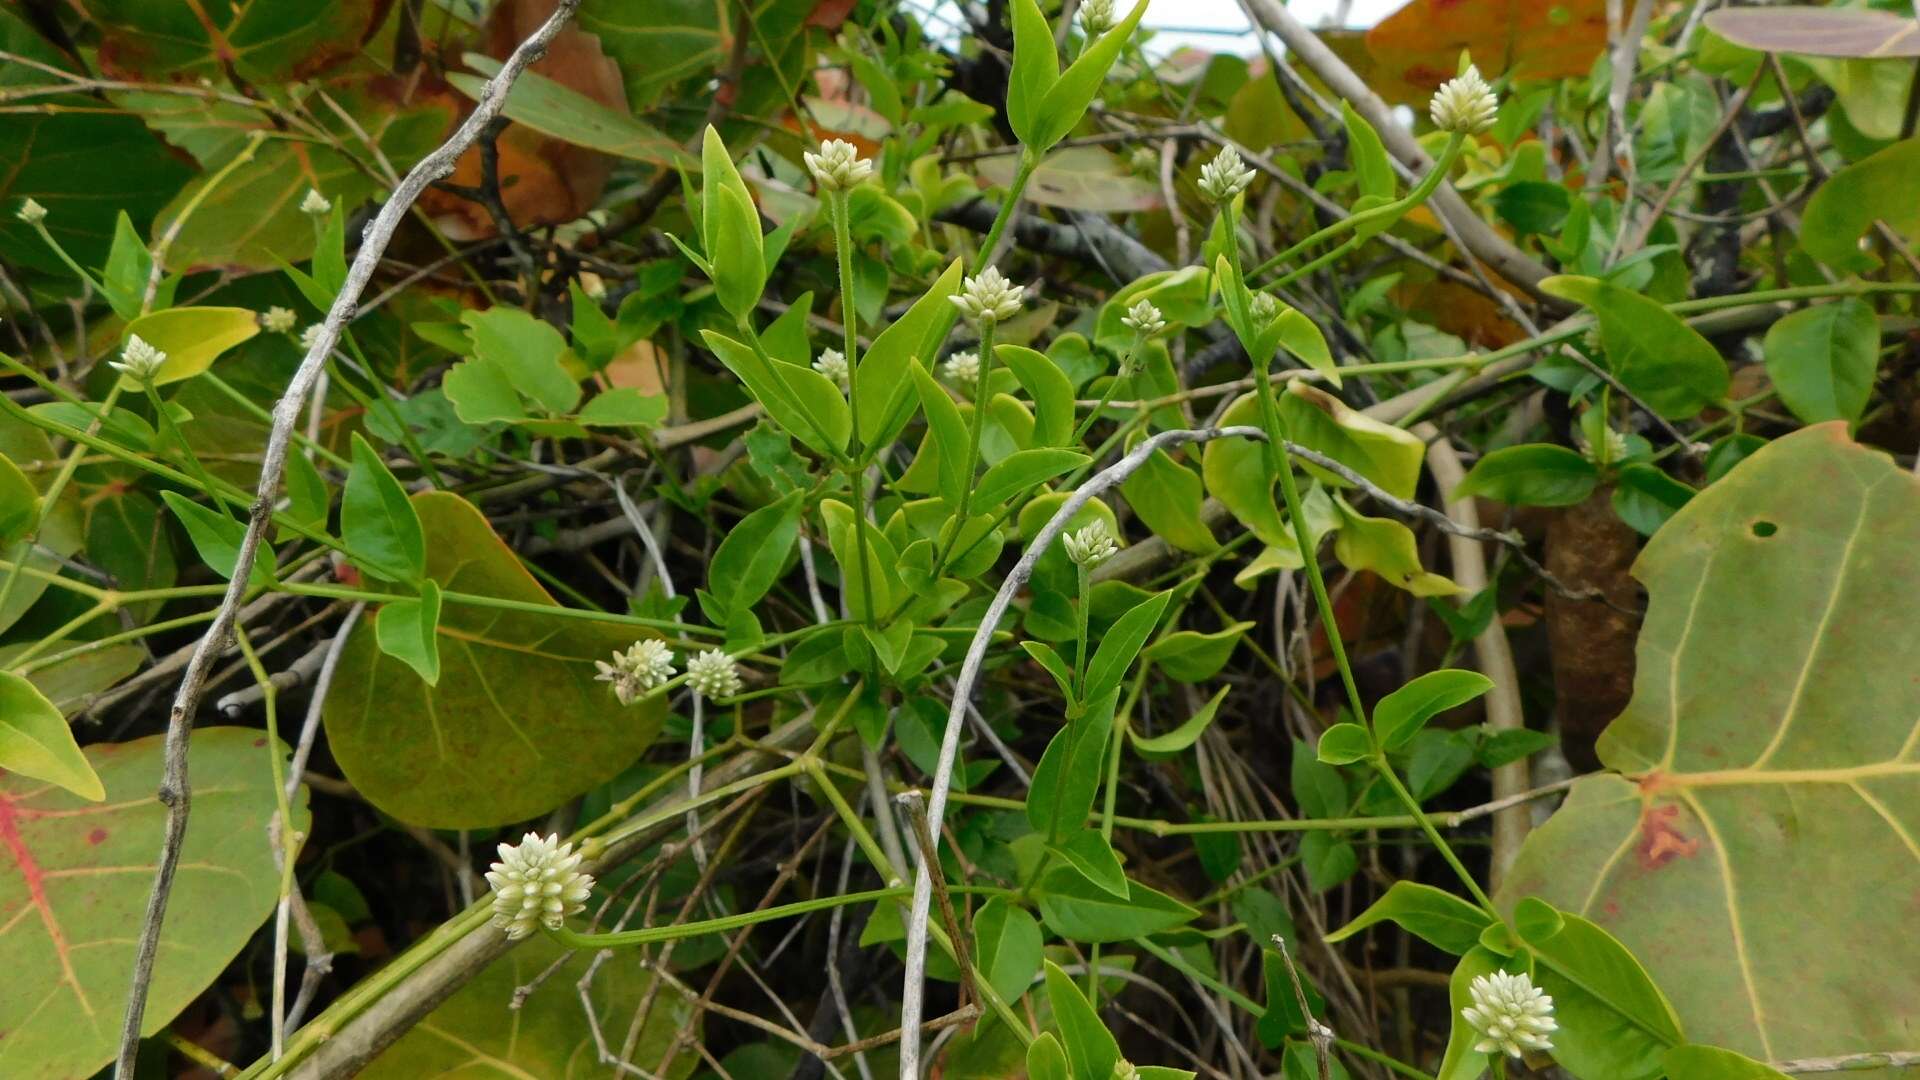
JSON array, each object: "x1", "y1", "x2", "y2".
[
  {"x1": 1366, "y1": 0, "x2": 1609, "y2": 93},
  {"x1": 75, "y1": 0, "x2": 391, "y2": 82}
]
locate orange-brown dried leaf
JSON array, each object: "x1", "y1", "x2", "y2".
[
  {"x1": 1366, "y1": 0, "x2": 1608, "y2": 98},
  {"x1": 418, "y1": 0, "x2": 629, "y2": 240}
]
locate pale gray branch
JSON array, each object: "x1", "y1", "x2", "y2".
[
  {"x1": 111, "y1": 4, "x2": 585, "y2": 1074},
  {"x1": 896, "y1": 424, "x2": 1266, "y2": 1079}
]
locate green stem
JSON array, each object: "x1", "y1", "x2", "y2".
[
  {"x1": 931, "y1": 320, "x2": 997, "y2": 575},
  {"x1": 1071, "y1": 333, "x2": 1142, "y2": 443},
  {"x1": 142, "y1": 381, "x2": 232, "y2": 516},
  {"x1": 0, "y1": 381, "x2": 124, "y2": 617},
  {"x1": 831, "y1": 191, "x2": 878, "y2": 628},
  {"x1": 1249, "y1": 133, "x2": 1465, "y2": 281},
  {"x1": 1073, "y1": 562, "x2": 1091, "y2": 699}
]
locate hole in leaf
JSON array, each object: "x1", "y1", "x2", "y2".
[{"x1": 1751, "y1": 521, "x2": 1778, "y2": 538}]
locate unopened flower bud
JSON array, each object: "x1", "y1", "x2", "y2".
[
  {"x1": 1120, "y1": 299, "x2": 1165, "y2": 336},
  {"x1": 1249, "y1": 291, "x2": 1279, "y2": 323},
  {"x1": 1062, "y1": 519, "x2": 1119, "y2": 568},
  {"x1": 1080, "y1": 0, "x2": 1116, "y2": 34},
  {"x1": 110, "y1": 334, "x2": 167, "y2": 384},
  {"x1": 261, "y1": 306, "x2": 297, "y2": 334},
  {"x1": 812, "y1": 347, "x2": 850, "y2": 388},
  {"x1": 949, "y1": 266, "x2": 1026, "y2": 326},
  {"x1": 1462, "y1": 970, "x2": 1556, "y2": 1058},
  {"x1": 299, "y1": 324, "x2": 326, "y2": 353},
  {"x1": 300, "y1": 188, "x2": 331, "y2": 216},
  {"x1": 1430, "y1": 65, "x2": 1499, "y2": 135},
  {"x1": 940, "y1": 350, "x2": 980, "y2": 386},
  {"x1": 686, "y1": 648, "x2": 743, "y2": 699},
  {"x1": 15, "y1": 198, "x2": 47, "y2": 226},
  {"x1": 485, "y1": 832, "x2": 595, "y2": 940},
  {"x1": 803, "y1": 138, "x2": 874, "y2": 192},
  {"x1": 1198, "y1": 146, "x2": 1255, "y2": 203}
]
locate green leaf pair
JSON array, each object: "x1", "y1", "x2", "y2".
[{"x1": 1007, "y1": 0, "x2": 1152, "y2": 155}]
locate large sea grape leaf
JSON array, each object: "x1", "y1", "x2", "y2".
[
  {"x1": 1366, "y1": 0, "x2": 1608, "y2": 91},
  {"x1": 324, "y1": 491, "x2": 665, "y2": 829},
  {"x1": 0, "y1": 729, "x2": 304, "y2": 1079},
  {"x1": 1500, "y1": 424, "x2": 1920, "y2": 1071},
  {"x1": 361, "y1": 934, "x2": 697, "y2": 1078},
  {"x1": 73, "y1": 0, "x2": 389, "y2": 82},
  {"x1": 0, "y1": 9, "x2": 191, "y2": 275}
]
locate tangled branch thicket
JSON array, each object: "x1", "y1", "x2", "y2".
[{"x1": 1, "y1": 1, "x2": 1917, "y2": 1079}]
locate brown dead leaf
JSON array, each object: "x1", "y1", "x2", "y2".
[
  {"x1": 1367, "y1": 0, "x2": 1609, "y2": 100},
  {"x1": 418, "y1": 0, "x2": 628, "y2": 240}
]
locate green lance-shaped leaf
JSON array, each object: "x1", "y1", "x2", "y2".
[
  {"x1": 0, "y1": 671, "x2": 103, "y2": 801},
  {"x1": 1542, "y1": 275, "x2": 1730, "y2": 419},
  {"x1": 1316, "y1": 722, "x2": 1371, "y2": 765},
  {"x1": 974, "y1": 448, "x2": 1089, "y2": 510},
  {"x1": 1044, "y1": 959, "x2": 1122, "y2": 1079},
  {"x1": 343, "y1": 433, "x2": 426, "y2": 583},
  {"x1": 911, "y1": 363, "x2": 973, "y2": 508},
  {"x1": 1025, "y1": 1032, "x2": 1071, "y2": 1080},
  {"x1": 1142, "y1": 622, "x2": 1252, "y2": 682},
  {"x1": 1326, "y1": 880, "x2": 1492, "y2": 956},
  {"x1": 1027, "y1": 688, "x2": 1119, "y2": 842},
  {"x1": 1035, "y1": 865, "x2": 1197, "y2": 942},
  {"x1": 117, "y1": 306, "x2": 259, "y2": 388},
  {"x1": 1761, "y1": 297, "x2": 1879, "y2": 426},
  {"x1": 1663, "y1": 1044, "x2": 1792, "y2": 1080},
  {"x1": 1500, "y1": 424, "x2": 1920, "y2": 1069},
  {"x1": 703, "y1": 329, "x2": 842, "y2": 459},
  {"x1": 1129, "y1": 685, "x2": 1229, "y2": 758},
  {"x1": 1519, "y1": 907, "x2": 1685, "y2": 1080},
  {"x1": 703, "y1": 490, "x2": 804, "y2": 623},
  {"x1": 1029, "y1": 0, "x2": 1153, "y2": 153},
  {"x1": 860, "y1": 258, "x2": 964, "y2": 447},
  {"x1": 1800, "y1": 136, "x2": 1920, "y2": 272},
  {"x1": 374, "y1": 579, "x2": 442, "y2": 687},
  {"x1": 160, "y1": 490, "x2": 274, "y2": 589},
  {"x1": 1374, "y1": 668, "x2": 1494, "y2": 751},
  {"x1": 1006, "y1": 0, "x2": 1059, "y2": 149},
  {"x1": 976, "y1": 896, "x2": 1044, "y2": 1005},
  {"x1": 1342, "y1": 99, "x2": 1395, "y2": 200},
  {"x1": 995, "y1": 344, "x2": 1075, "y2": 448},
  {"x1": 1050, "y1": 827, "x2": 1129, "y2": 899},
  {"x1": 1453, "y1": 443, "x2": 1600, "y2": 507},
  {"x1": 1083, "y1": 587, "x2": 1173, "y2": 700}
]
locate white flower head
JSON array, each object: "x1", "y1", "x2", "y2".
[
  {"x1": 300, "y1": 188, "x2": 331, "y2": 216},
  {"x1": 261, "y1": 306, "x2": 297, "y2": 334},
  {"x1": 486, "y1": 832, "x2": 595, "y2": 940},
  {"x1": 812, "y1": 347, "x2": 850, "y2": 388},
  {"x1": 686, "y1": 648, "x2": 743, "y2": 699},
  {"x1": 1062, "y1": 519, "x2": 1119, "y2": 569},
  {"x1": 1080, "y1": 0, "x2": 1116, "y2": 34},
  {"x1": 940, "y1": 350, "x2": 980, "y2": 386},
  {"x1": 1198, "y1": 145, "x2": 1255, "y2": 203},
  {"x1": 110, "y1": 334, "x2": 167, "y2": 384},
  {"x1": 1430, "y1": 64, "x2": 1499, "y2": 135},
  {"x1": 299, "y1": 324, "x2": 326, "y2": 354},
  {"x1": 949, "y1": 266, "x2": 1026, "y2": 326},
  {"x1": 1121, "y1": 298, "x2": 1166, "y2": 336},
  {"x1": 1462, "y1": 970, "x2": 1556, "y2": 1059},
  {"x1": 803, "y1": 138, "x2": 873, "y2": 192},
  {"x1": 1249, "y1": 290, "x2": 1279, "y2": 324},
  {"x1": 1129, "y1": 145, "x2": 1159, "y2": 174},
  {"x1": 595, "y1": 639, "x2": 677, "y2": 706},
  {"x1": 15, "y1": 198, "x2": 47, "y2": 226}
]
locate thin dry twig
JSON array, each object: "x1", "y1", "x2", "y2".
[
  {"x1": 897, "y1": 424, "x2": 1267, "y2": 1078},
  {"x1": 110, "y1": 5, "x2": 586, "y2": 1074}
]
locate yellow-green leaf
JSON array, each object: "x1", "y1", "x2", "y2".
[
  {"x1": 118, "y1": 306, "x2": 258, "y2": 387},
  {"x1": 0, "y1": 672, "x2": 102, "y2": 801}
]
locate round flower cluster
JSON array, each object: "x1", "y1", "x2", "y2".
[
  {"x1": 686, "y1": 648, "x2": 743, "y2": 699},
  {"x1": 110, "y1": 335, "x2": 167, "y2": 385},
  {"x1": 485, "y1": 832, "x2": 595, "y2": 940},
  {"x1": 595, "y1": 639, "x2": 677, "y2": 705},
  {"x1": 1198, "y1": 146, "x2": 1255, "y2": 203},
  {"x1": 1462, "y1": 970, "x2": 1556, "y2": 1059},
  {"x1": 950, "y1": 267, "x2": 1025, "y2": 327},
  {"x1": 803, "y1": 138, "x2": 873, "y2": 192},
  {"x1": 940, "y1": 350, "x2": 980, "y2": 386},
  {"x1": 1120, "y1": 299, "x2": 1166, "y2": 336},
  {"x1": 813, "y1": 347, "x2": 850, "y2": 388},
  {"x1": 1430, "y1": 65, "x2": 1499, "y2": 135}
]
